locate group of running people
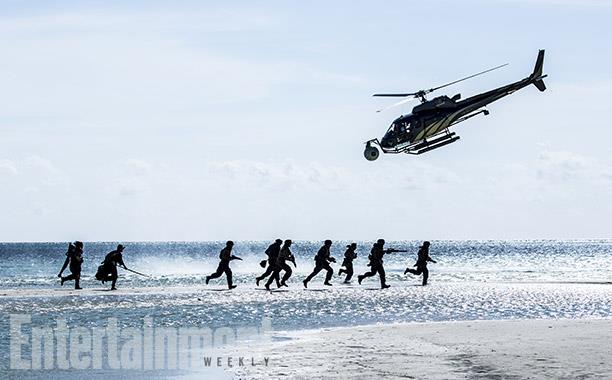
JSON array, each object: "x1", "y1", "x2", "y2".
[
  {"x1": 58, "y1": 243, "x2": 128, "y2": 290},
  {"x1": 207, "y1": 239, "x2": 437, "y2": 290},
  {"x1": 57, "y1": 239, "x2": 437, "y2": 291}
]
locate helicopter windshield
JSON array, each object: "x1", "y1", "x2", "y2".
[{"x1": 381, "y1": 118, "x2": 411, "y2": 148}]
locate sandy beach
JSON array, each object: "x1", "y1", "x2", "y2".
[{"x1": 224, "y1": 318, "x2": 612, "y2": 379}]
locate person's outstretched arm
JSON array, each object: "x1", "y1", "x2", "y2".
[{"x1": 384, "y1": 248, "x2": 407, "y2": 254}]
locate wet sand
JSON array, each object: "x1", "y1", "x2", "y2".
[
  {"x1": 0, "y1": 285, "x2": 206, "y2": 298},
  {"x1": 224, "y1": 318, "x2": 612, "y2": 379}
]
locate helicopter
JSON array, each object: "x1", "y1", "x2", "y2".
[{"x1": 364, "y1": 50, "x2": 547, "y2": 160}]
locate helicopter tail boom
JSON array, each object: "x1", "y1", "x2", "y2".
[{"x1": 530, "y1": 49, "x2": 547, "y2": 92}]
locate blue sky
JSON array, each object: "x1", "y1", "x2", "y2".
[{"x1": 0, "y1": 0, "x2": 611, "y2": 241}]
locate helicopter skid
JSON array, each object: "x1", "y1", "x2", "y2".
[
  {"x1": 366, "y1": 131, "x2": 460, "y2": 157},
  {"x1": 412, "y1": 134, "x2": 460, "y2": 154}
]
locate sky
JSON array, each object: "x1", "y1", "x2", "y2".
[{"x1": 0, "y1": 0, "x2": 611, "y2": 242}]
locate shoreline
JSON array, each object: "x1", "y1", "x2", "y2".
[
  {"x1": 222, "y1": 317, "x2": 612, "y2": 379},
  {"x1": 1, "y1": 280, "x2": 611, "y2": 299}
]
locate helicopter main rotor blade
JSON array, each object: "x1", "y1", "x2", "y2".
[
  {"x1": 427, "y1": 63, "x2": 508, "y2": 93},
  {"x1": 372, "y1": 93, "x2": 417, "y2": 97},
  {"x1": 376, "y1": 97, "x2": 417, "y2": 113},
  {"x1": 373, "y1": 62, "x2": 507, "y2": 104}
]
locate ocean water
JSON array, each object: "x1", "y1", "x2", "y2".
[
  {"x1": 2, "y1": 240, "x2": 612, "y2": 289},
  {"x1": 1, "y1": 240, "x2": 611, "y2": 377}
]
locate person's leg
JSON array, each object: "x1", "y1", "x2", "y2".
[
  {"x1": 110, "y1": 266, "x2": 118, "y2": 290},
  {"x1": 74, "y1": 272, "x2": 82, "y2": 289},
  {"x1": 281, "y1": 264, "x2": 292, "y2": 286},
  {"x1": 405, "y1": 267, "x2": 423, "y2": 275},
  {"x1": 206, "y1": 262, "x2": 225, "y2": 284},
  {"x1": 358, "y1": 266, "x2": 377, "y2": 284},
  {"x1": 345, "y1": 262, "x2": 354, "y2": 282},
  {"x1": 379, "y1": 265, "x2": 388, "y2": 288},
  {"x1": 422, "y1": 267, "x2": 429, "y2": 286},
  {"x1": 265, "y1": 269, "x2": 280, "y2": 290},
  {"x1": 255, "y1": 264, "x2": 274, "y2": 286},
  {"x1": 323, "y1": 263, "x2": 333, "y2": 284},
  {"x1": 208, "y1": 264, "x2": 225, "y2": 280},
  {"x1": 256, "y1": 265, "x2": 274, "y2": 284},
  {"x1": 225, "y1": 267, "x2": 235, "y2": 288},
  {"x1": 62, "y1": 273, "x2": 77, "y2": 282},
  {"x1": 304, "y1": 264, "x2": 322, "y2": 284},
  {"x1": 361, "y1": 268, "x2": 377, "y2": 278},
  {"x1": 274, "y1": 268, "x2": 282, "y2": 288}
]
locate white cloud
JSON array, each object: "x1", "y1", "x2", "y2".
[
  {"x1": 205, "y1": 158, "x2": 461, "y2": 194},
  {"x1": 536, "y1": 150, "x2": 611, "y2": 183},
  {"x1": 207, "y1": 160, "x2": 351, "y2": 191},
  {"x1": 125, "y1": 159, "x2": 153, "y2": 177},
  {"x1": 0, "y1": 159, "x2": 18, "y2": 176},
  {"x1": 115, "y1": 179, "x2": 150, "y2": 197},
  {"x1": 24, "y1": 155, "x2": 66, "y2": 185}
]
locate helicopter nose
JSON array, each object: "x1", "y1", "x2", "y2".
[{"x1": 380, "y1": 134, "x2": 394, "y2": 148}]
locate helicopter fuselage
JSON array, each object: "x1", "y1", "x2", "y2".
[{"x1": 380, "y1": 75, "x2": 538, "y2": 149}]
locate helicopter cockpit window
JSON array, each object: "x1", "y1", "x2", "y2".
[{"x1": 394, "y1": 122, "x2": 408, "y2": 135}]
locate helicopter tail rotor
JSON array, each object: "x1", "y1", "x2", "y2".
[{"x1": 530, "y1": 49, "x2": 547, "y2": 92}]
